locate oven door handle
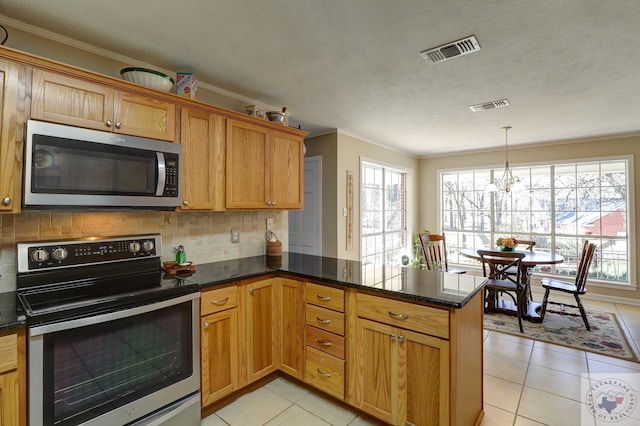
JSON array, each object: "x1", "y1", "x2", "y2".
[{"x1": 29, "y1": 292, "x2": 199, "y2": 337}]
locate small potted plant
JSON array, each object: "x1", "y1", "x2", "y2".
[{"x1": 496, "y1": 237, "x2": 518, "y2": 251}]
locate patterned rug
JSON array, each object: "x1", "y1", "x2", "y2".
[{"x1": 484, "y1": 309, "x2": 639, "y2": 362}]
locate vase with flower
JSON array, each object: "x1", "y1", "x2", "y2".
[{"x1": 496, "y1": 237, "x2": 518, "y2": 251}]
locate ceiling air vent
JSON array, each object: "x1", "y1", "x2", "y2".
[
  {"x1": 420, "y1": 35, "x2": 481, "y2": 64},
  {"x1": 468, "y1": 99, "x2": 510, "y2": 112}
]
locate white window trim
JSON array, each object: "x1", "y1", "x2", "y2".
[{"x1": 360, "y1": 156, "x2": 414, "y2": 264}]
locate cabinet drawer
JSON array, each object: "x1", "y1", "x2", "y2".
[
  {"x1": 305, "y1": 325, "x2": 345, "y2": 359},
  {"x1": 356, "y1": 293, "x2": 450, "y2": 339},
  {"x1": 305, "y1": 304, "x2": 345, "y2": 336},
  {"x1": 305, "y1": 282, "x2": 344, "y2": 312},
  {"x1": 0, "y1": 333, "x2": 17, "y2": 374},
  {"x1": 305, "y1": 346, "x2": 344, "y2": 400},
  {"x1": 201, "y1": 286, "x2": 238, "y2": 316}
]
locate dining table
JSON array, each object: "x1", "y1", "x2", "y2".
[{"x1": 460, "y1": 248, "x2": 564, "y2": 322}]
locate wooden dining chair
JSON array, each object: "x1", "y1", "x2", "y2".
[
  {"x1": 539, "y1": 241, "x2": 597, "y2": 330},
  {"x1": 505, "y1": 239, "x2": 536, "y2": 300},
  {"x1": 418, "y1": 233, "x2": 466, "y2": 273},
  {"x1": 478, "y1": 250, "x2": 526, "y2": 332}
]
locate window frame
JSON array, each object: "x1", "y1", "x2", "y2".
[
  {"x1": 437, "y1": 154, "x2": 636, "y2": 290},
  {"x1": 360, "y1": 157, "x2": 413, "y2": 267}
]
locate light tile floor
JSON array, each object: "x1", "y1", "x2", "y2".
[{"x1": 202, "y1": 297, "x2": 640, "y2": 426}]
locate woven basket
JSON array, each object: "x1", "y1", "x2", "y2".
[{"x1": 266, "y1": 231, "x2": 282, "y2": 256}]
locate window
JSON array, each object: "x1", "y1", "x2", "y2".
[
  {"x1": 361, "y1": 161, "x2": 408, "y2": 267},
  {"x1": 441, "y1": 158, "x2": 631, "y2": 284}
]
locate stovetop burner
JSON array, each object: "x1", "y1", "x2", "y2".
[{"x1": 15, "y1": 234, "x2": 198, "y2": 324}]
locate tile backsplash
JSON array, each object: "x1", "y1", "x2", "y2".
[{"x1": 0, "y1": 210, "x2": 288, "y2": 293}]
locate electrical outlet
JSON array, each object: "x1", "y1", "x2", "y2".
[
  {"x1": 266, "y1": 218, "x2": 273, "y2": 231},
  {"x1": 231, "y1": 229, "x2": 239, "y2": 243}
]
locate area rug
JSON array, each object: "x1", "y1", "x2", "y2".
[{"x1": 484, "y1": 310, "x2": 640, "y2": 362}]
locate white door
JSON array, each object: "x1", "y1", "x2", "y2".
[{"x1": 289, "y1": 156, "x2": 322, "y2": 255}]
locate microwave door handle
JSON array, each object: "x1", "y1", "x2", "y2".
[{"x1": 156, "y1": 152, "x2": 166, "y2": 196}]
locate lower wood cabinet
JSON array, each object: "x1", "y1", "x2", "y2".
[
  {"x1": 305, "y1": 346, "x2": 345, "y2": 400},
  {"x1": 277, "y1": 278, "x2": 304, "y2": 379},
  {"x1": 0, "y1": 331, "x2": 24, "y2": 426},
  {"x1": 201, "y1": 308, "x2": 239, "y2": 405},
  {"x1": 199, "y1": 276, "x2": 484, "y2": 426},
  {"x1": 356, "y1": 318, "x2": 449, "y2": 425},
  {"x1": 242, "y1": 278, "x2": 278, "y2": 383},
  {"x1": 352, "y1": 291, "x2": 484, "y2": 426},
  {"x1": 200, "y1": 285, "x2": 240, "y2": 405}
]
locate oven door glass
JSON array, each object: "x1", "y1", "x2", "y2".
[
  {"x1": 40, "y1": 300, "x2": 193, "y2": 425},
  {"x1": 31, "y1": 135, "x2": 158, "y2": 196}
]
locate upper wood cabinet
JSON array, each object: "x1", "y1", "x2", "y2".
[
  {"x1": 31, "y1": 69, "x2": 176, "y2": 142},
  {"x1": 179, "y1": 108, "x2": 226, "y2": 210},
  {"x1": 0, "y1": 60, "x2": 23, "y2": 213},
  {"x1": 226, "y1": 119, "x2": 303, "y2": 210}
]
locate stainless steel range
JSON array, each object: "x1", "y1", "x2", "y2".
[{"x1": 16, "y1": 234, "x2": 201, "y2": 426}]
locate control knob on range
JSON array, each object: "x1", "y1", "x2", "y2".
[
  {"x1": 129, "y1": 242, "x2": 141, "y2": 253},
  {"x1": 31, "y1": 249, "x2": 49, "y2": 262},
  {"x1": 142, "y1": 240, "x2": 155, "y2": 252},
  {"x1": 52, "y1": 247, "x2": 68, "y2": 261}
]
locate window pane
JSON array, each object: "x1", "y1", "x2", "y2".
[
  {"x1": 361, "y1": 162, "x2": 408, "y2": 267},
  {"x1": 439, "y1": 159, "x2": 630, "y2": 283}
]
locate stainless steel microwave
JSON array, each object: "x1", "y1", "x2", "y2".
[{"x1": 23, "y1": 120, "x2": 181, "y2": 209}]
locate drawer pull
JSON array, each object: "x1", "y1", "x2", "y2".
[
  {"x1": 316, "y1": 317, "x2": 332, "y2": 324},
  {"x1": 316, "y1": 294, "x2": 332, "y2": 302},
  {"x1": 317, "y1": 368, "x2": 332, "y2": 378},
  {"x1": 388, "y1": 311, "x2": 409, "y2": 320},
  {"x1": 317, "y1": 339, "x2": 332, "y2": 347},
  {"x1": 210, "y1": 297, "x2": 229, "y2": 305}
]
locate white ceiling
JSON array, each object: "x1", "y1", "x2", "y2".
[{"x1": 1, "y1": 0, "x2": 640, "y2": 156}]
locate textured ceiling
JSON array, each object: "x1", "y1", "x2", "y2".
[{"x1": 1, "y1": 0, "x2": 640, "y2": 156}]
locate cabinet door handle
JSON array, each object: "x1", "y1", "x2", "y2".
[
  {"x1": 2, "y1": 197, "x2": 11, "y2": 205},
  {"x1": 249, "y1": 288, "x2": 254, "y2": 295},
  {"x1": 317, "y1": 339, "x2": 332, "y2": 347},
  {"x1": 390, "y1": 333, "x2": 396, "y2": 341},
  {"x1": 316, "y1": 294, "x2": 331, "y2": 302},
  {"x1": 398, "y1": 335, "x2": 404, "y2": 342},
  {"x1": 106, "y1": 120, "x2": 113, "y2": 127},
  {"x1": 316, "y1": 317, "x2": 331, "y2": 324},
  {"x1": 115, "y1": 122, "x2": 122, "y2": 129},
  {"x1": 203, "y1": 322, "x2": 209, "y2": 329},
  {"x1": 316, "y1": 368, "x2": 332, "y2": 378},
  {"x1": 183, "y1": 200, "x2": 189, "y2": 206},
  {"x1": 211, "y1": 297, "x2": 229, "y2": 305},
  {"x1": 388, "y1": 311, "x2": 409, "y2": 320}
]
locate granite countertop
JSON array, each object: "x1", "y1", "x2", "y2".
[
  {"x1": 0, "y1": 253, "x2": 486, "y2": 330},
  {"x1": 0, "y1": 291, "x2": 26, "y2": 332},
  {"x1": 182, "y1": 252, "x2": 486, "y2": 309}
]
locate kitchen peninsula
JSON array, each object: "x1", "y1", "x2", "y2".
[
  {"x1": 0, "y1": 253, "x2": 485, "y2": 426},
  {"x1": 190, "y1": 253, "x2": 486, "y2": 426}
]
